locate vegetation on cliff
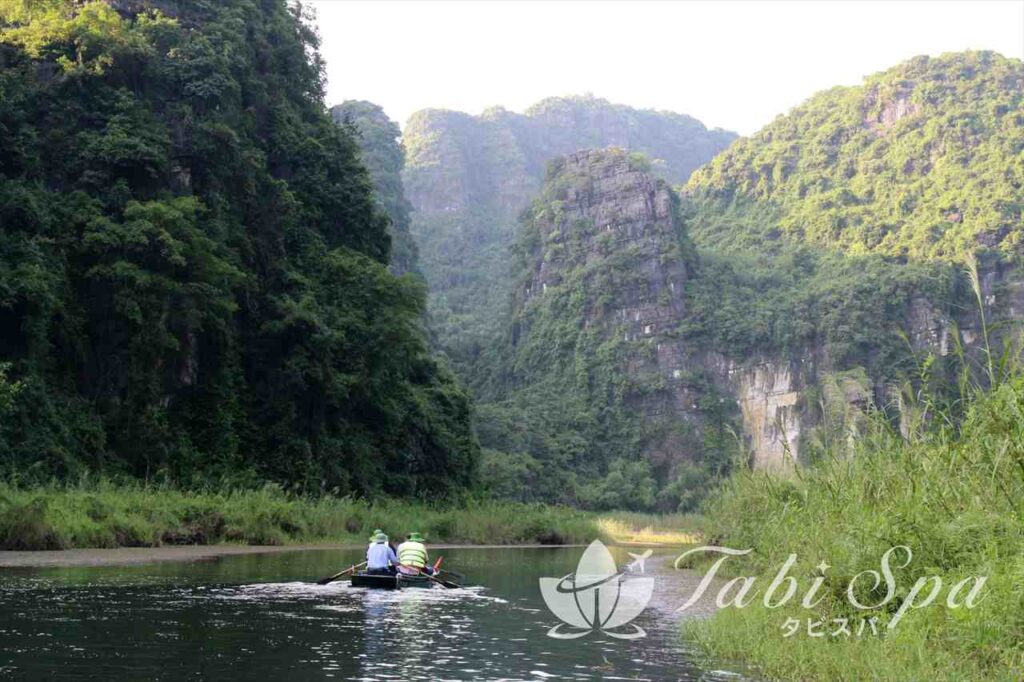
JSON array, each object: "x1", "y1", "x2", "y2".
[
  {"x1": 686, "y1": 51, "x2": 1024, "y2": 259},
  {"x1": 0, "y1": 0, "x2": 477, "y2": 497},
  {"x1": 330, "y1": 100, "x2": 420, "y2": 277},
  {"x1": 680, "y1": 247, "x2": 957, "y2": 370},
  {"x1": 674, "y1": 51, "x2": 1023, "y2": 449},
  {"x1": 475, "y1": 149, "x2": 735, "y2": 511}
]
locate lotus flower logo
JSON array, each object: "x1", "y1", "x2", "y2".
[{"x1": 539, "y1": 540, "x2": 654, "y2": 639}]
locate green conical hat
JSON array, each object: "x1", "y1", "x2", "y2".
[
  {"x1": 408, "y1": 531, "x2": 424, "y2": 542},
  {"x1": 373, "y1": 532, "x2": 388, "y2": 543},
  {"x1": 370, "y1": 528, "x2": 383, "y2": 541}
]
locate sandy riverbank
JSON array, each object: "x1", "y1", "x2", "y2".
[{"x1": 645, "y1": 554, "x2": 722, "y2": 619}]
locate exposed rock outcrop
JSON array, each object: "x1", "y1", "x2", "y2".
[{"x1": 732, "y1": 361, "x2": 802, "y2": 470}]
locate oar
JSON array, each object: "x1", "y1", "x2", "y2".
[
  {"x1": 398, "y1": 563, "x2": 461, "y2": 589},
  {"x1": 437, "y1": 568, "x2": 466, "y2": 584},
  {"x1": 430, "y1": 571, "x2": 462, "y2": 589},
  {"x1": 430, "y1": 556, "x2": 464, "y2": 587},
  {"x1": 431, "y1": 555, "x2": 466, "y2": 584},
  {"x1": 427, "y1": 570, "x2": 461, "y2": 589},
  {"x1": 315, "y1": 561, "x2": 367, "y2": 585}
]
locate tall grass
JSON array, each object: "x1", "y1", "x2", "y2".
[
  {"x1": 0, "y1": 480, "x2": 605, "y2": 550},
  {"x1": 687, "y1": 386, "x2": 1024, "y2": 679},
  {"x1": 597, "y1": 511, "x2": 704, "y2": 545},
  {"x1": 686, "y1": 262, "x2": 1024, "y2": 681}
]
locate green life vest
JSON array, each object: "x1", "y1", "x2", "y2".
[{"x1": 398, "y1": 541, "x2": 428, "y2": 568}]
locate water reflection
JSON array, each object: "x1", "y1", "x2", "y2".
[{"x1": 0, "y1": 547, "x2": 741, "y2": 681}]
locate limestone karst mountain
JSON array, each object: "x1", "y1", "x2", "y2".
[
  {"x1": 402, "y1": 95, "x2": 737, "y2": 368},
  {"x1": 676, "y1": 51, "x2": 1024, "y2": 473},
  {"x1": 469, "y1": 53, "x2": 1024, "y2": 506},
  {"x1": 0, "y1": 0, "x2": 478, "y2": 496}
]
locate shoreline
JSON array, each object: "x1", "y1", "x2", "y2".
[
  {"x1": 0, "y1": 540, "x2": 692, "y2": 569},
  {"x1": 0, "y1": 542, "x2": 602, "y2": 568}
]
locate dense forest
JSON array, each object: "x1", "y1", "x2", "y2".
[
  {"x1": 677, "y1": 51, "x2": 1024, "y2": 370},
  {"x1": 1, "y1": 2, "x2": 1022, "y2": 520},
  {"x1": 0, "y1": 0, "x2": 477, "y2": 497}
]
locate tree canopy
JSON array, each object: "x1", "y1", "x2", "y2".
[
  {"x1": 686, "y1": 51, "x2": 1024, "y2": 260},
  {"x1": 0, "y1": 0, "x2": 477, "y2": 496}
]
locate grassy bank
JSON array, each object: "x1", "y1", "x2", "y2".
[
  {"x1": 683, "y1": 374, "x2": 1024, "y2": 681},
  {"x1": 0, "y1": 481, "x2": 606, "y2": 550}
]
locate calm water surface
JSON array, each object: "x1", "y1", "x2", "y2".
[{"x1": 0, "y1": 547, "x2": 739, "y2": 680}]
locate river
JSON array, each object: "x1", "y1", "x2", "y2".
[{"x1": 0, "y1": 546, "x2": 740, "y2": 680}]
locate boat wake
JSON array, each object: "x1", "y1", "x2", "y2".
[{"x1": 202, "y1": 580, "x2": 508, "y2": 606}]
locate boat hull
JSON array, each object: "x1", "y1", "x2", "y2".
[
  {"x1": 398, "y1": 573, "x2": 433, "y2": 589},
  {"x1": 349, "y1": 572, "x2": 433, "y2": 590},
  {"x1": 350, "y1": 573, "x2": 398, "y2": 589}
]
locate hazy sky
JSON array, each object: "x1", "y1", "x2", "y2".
[{"x1": 311, "y1": 0, "x2": 1024, "y2": 135}]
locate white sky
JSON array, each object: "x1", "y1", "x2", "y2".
[{"x1": 311, "y1": 0, "x2": 1024, "y2": 135}]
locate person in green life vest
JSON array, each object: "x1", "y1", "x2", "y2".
[{"x1": 397, "y1": 532, "x2": 433, "y2": 575}]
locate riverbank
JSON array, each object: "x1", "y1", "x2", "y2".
[
  {"x1": 0, "y1": 481, "x2": 702, "y2": 553},
  {"x1": 0, "y1": 542, "x2": 601, "y2": 568},
  {"x1": 0, "y1": 482, "x2": 605, "y2": 550},
  {"x1": 682, "y1": 374, "x2": 1024, "y2": 681}
]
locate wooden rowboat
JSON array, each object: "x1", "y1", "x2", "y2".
[{"x1": 349, "y1": 572, "x2": 434, "y2": 589}]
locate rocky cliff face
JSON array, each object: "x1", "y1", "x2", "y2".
[
  {"x1": 720, "y1": 255, "x2": 1024, "y2": 471},
  {"x1": 515, "y1": 149, "x2": 689, "y2": 390},
  {"x1": 731, "y1": 360, "x2": 803, "y2": 470},
  {"x1": 498, "y1": 148, "x2": 732, "y2": 484},
  {"x1": 403, "y1": 96, "x2": 736, "y2": 366}
]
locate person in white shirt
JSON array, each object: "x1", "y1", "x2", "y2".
[{"x1": 366, "y1": 530, "x2": 397, "y2": 575}]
